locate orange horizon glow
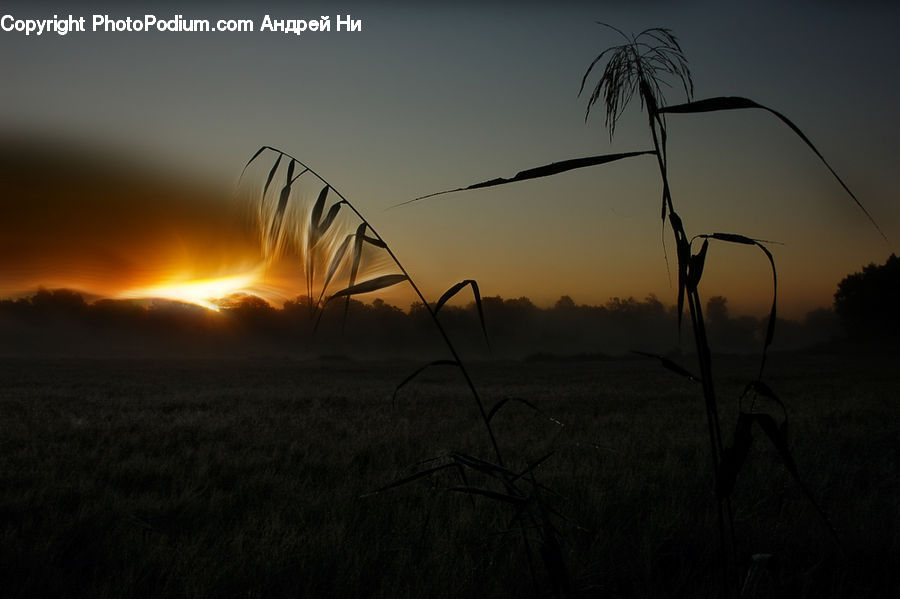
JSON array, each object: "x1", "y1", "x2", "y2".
[
  {"x1": 0, "y1": 140, "x2": 404, "y2": 312},
  {"x1": 112, "y1": 266, "x2": 269, "y2": 311},
  {"x1": 0, "y1": 138, "x2": 881, "y2": 320}
]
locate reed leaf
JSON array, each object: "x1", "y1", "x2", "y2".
[
  {"x1": 328, "y1": 274, "x2": 409, "y2": 300},
  {"x1": 398, "y1": 151, "x2": 656, "y2": 206},
  {"x1": 487, "y1": 397, "x2": 540, "y2": 423},
  {"x1": 659, "y1": 97, "x2": 885, "y2": 239},
  {"x1": 717, "y1": 413, "x2": 753, "y2": 500},
  {"x1": 669, "y1": 212, "x2": 691, "y2": 333},
  {"x1": 449, "y1": 452, "x2": 516, "y2": 480},
  {"x1": 434, "y1": 280, "x2": 491, "y2": 351},
  {"x1": 700, "y1": 233, "x2": 778, "y2": 375},
  {"x1": 757, "y1": 243, "x2": 777, "y2": 359},
  {"x1": 266, "y1": 159, "x2": 296, "y2": 252},
  {"x1": 363, "y1": 462, "x2": 461, "y2": 497},
  {"x1": 347, "y1": 223, "x2": 366, "y2": 286},
  {"x1": 687, "y1": 238, "x2": 709, "y2": 290},
  {"x1": 742, "y1": 380, "x2": 787, "y2": 421},
  {"x1": 342, "y1": 222, "x2": 368, "y2": 322},
  {"x1": 750, "y1": 411, "x2": 843, "y2": 548},
  {"x1": 262, "y1": 153, "x2": 282, "y2": 200},
  {"x1": 362, "y1": 235, "x2": 387, "y2": 249},
  {"x1": 447, "y1": 487, "x2": 527, "y2": 505},
  {"x1": 392, "y1": 360, "x2": 460, "y2": 405},
  {"x1": 319, "y1": 234, "x2": 354, "y2": 300},
  {"x1": 631, "y1": 351, "x2": 699, "y2": 382},
  {"x1": 709, "y1": 232, "x2": 755, "y2": 245},
  {"x1": 511, "y1": 453, "x2": 555, "y2": 484},
  {"x1": 319, "y1": 200, "x2": 343, "y2": 235},
  {"x1": 238, "y1": 146, "x2": 268, "y2": 181},
  {"x1": 310, "y1": 185, "x2": 329, "y2": 237}
]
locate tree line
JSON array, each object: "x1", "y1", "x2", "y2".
[
  {"x1": 0, "y1": 254, "x2": 894, "y2": 358},
  {"x1": 0, "y1": 287, "x2": 848, "y2": 360}
]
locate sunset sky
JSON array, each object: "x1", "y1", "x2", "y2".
[{"x1": 1, "y1": 1, "x2": 897, "y2": 318}]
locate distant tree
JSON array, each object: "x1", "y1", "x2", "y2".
[
  {"x1": 283, "y1": 295, "x2": 316, "y2": 315},
  {"x1": 554, "y1": 295, "x2": 576, "y2": 310},
  {"x1": 703, "y1": 295, "x2": 761, "y2": 352},
  {"x1": 31, "y1": 288, "x2": 87, "y2": 315},
  {"x1": 220, "y1": 294, "x2": 277, "y2": 334},
  {"x1": 705, "y1": 295, "x2": 728, "y2": 325},
  {"x1": 833, "y1": 254, "x2": 900, "y2": 343},
  {"x1": 505, "y1": 296, "x2": 537, "y2": 312}
]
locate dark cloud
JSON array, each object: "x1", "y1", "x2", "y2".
[{"x1": 0, "y1": 135, "x2": 259, "y2": 297}]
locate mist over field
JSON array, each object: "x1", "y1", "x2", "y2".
[{"x1": 0, "y1": 288, "x2": 843, "y2": 360}]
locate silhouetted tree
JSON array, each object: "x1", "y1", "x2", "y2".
[
  {"x1": 554, "y1": 295, "x2": 576, "y2": 311},
  {"x1": 833, "y1": 254, "x2": 900, "y2": 344},
  {"x1": 31, "y1": 288, "x2": 87, "y2": 316},
  {"x1": 0, "y1": 288, "x2": 843, "y2": 357}
]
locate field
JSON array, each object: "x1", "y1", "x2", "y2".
[{"x1": 0, "y1": 352, "x2": 896, "y2": 598}]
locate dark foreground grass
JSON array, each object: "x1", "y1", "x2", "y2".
[{"x1": 0, "y1": 352, "x2": 896, "y2": 598}]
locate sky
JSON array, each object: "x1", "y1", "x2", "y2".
[{"x1": 1, "y1": 0, "x2": 898, "y2": 318}]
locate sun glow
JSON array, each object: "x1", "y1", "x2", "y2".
[{"x1": 114, "y1": 266, "x2": 267, "y2": 311}]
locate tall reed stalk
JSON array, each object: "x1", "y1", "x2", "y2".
[
  {"x1": 406, "y1": 23, "x2": 868, "y2": 597},
  {"x1": 239, "y1": 146, "x2": 569, "y2": 594},
  {"x1": 239, "y1": 146, "x2": 504, "y2": 464}
]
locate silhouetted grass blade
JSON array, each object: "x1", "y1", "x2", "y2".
[
  {"x1": 750, "y1": 411, "x2": 844, "y2": 550},
  {"x1": 512, "y1": 453, "x2": 556, "y2": 484},
  {"x1": 320, "y1": 201, "x2": 343, "y2": 235},
  {"x1": 393, "y1": 360, "x2": 460, "y2": 405},
  {"x1": 323, "y1": 235, "x2": 351, "y2": 283},
  {"x1": 310, "y1": 185, "x2": 329, "y2": 235},
  {"x1": 631, "y1": 351, "x2": 699, "y2": 382},
  {"x1": 348, "y1": 223, "x2": 366, "y2": 287},
  {"x1": 285, "y1": 158, "x2": 295, "y2": 185},
  {"x1": 398, "y1": 151, "x2": 656, "y2": 206},
  {"x1": 710, "y1": 232, "x2": 755, "y2": 245},
  {"x1": 669, "y1": 212, "x2": 691, "y2": 333},
  {"x1": 434, "y1": 281, "x2": 469, "y2": 314},
  {"x1": 238, "y1": 145, "x2": 269, "y2": 182},
  {"x1": 756, "y1": 243, "x2": 777, "y2": 354},
  {"x1": 342, "y1": 223, "x2": 368, "y2": 323},
  {"x1": 659, "y1": 97, "x2": 885, "y2": 240},
  {"x1": 702, "y1": 233, "x2": 779, "y2": 375},
  {"x1": 754, "y1": 241, "x2": 779, "y2": 375},
  {"x1": 743, "y1": 381, "x2": 787, "y2": 420},
  {"x1": 267, "y1": 158, "x2": 296, "y2": 251},
  {"x1": 487, "y1": 397, "x2": 540, "y2": 423},
  {"x1": 362, "y1": 235, "x2": 387, "y2": 249},
  {"x1": 687, "y1": 238, "x2": 709, "y2": 289},
  {"x1": 447, "y1": 487, "x2": 527, "y2": 505},
  {"x1": 449, "y1": 452, "x2": 514, "y2": 479},
  {"x1": 315, "y1": 234, "x2": 354, "y2": 309},
  {"x1": 328, "y1": 274, "x2": 409, "y2": 300},
  {"x1": 434, "y1": 280, "x2": 491, "y2": 351},
  {"x1": 363, "y1": 462, "x2": 461, "y2": 497},
  {"x1": 262, "y1": 153, "x2": 282, "y2": 201},
  {"x1": 717, "y1": 413, "x2": 753, "y2": 500}
]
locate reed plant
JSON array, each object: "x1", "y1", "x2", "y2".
[
  {"x1": 238, "y1": 147, "x2": 571, "y2": 594},
  {"x1": 404, "y1": 24, "x2": 877, "y2": 597}
]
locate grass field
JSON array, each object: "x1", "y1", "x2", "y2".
[{"x1": 0, "y1": 352, "x2": 896, "y2": 597}]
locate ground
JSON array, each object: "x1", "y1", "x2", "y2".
[{"x1": 0, "y1": 352, "x2": 896, "y2": 597}]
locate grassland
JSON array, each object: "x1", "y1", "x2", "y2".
[{"x1": 0, "y1": 352, "x2": 896, "y2": 598}]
